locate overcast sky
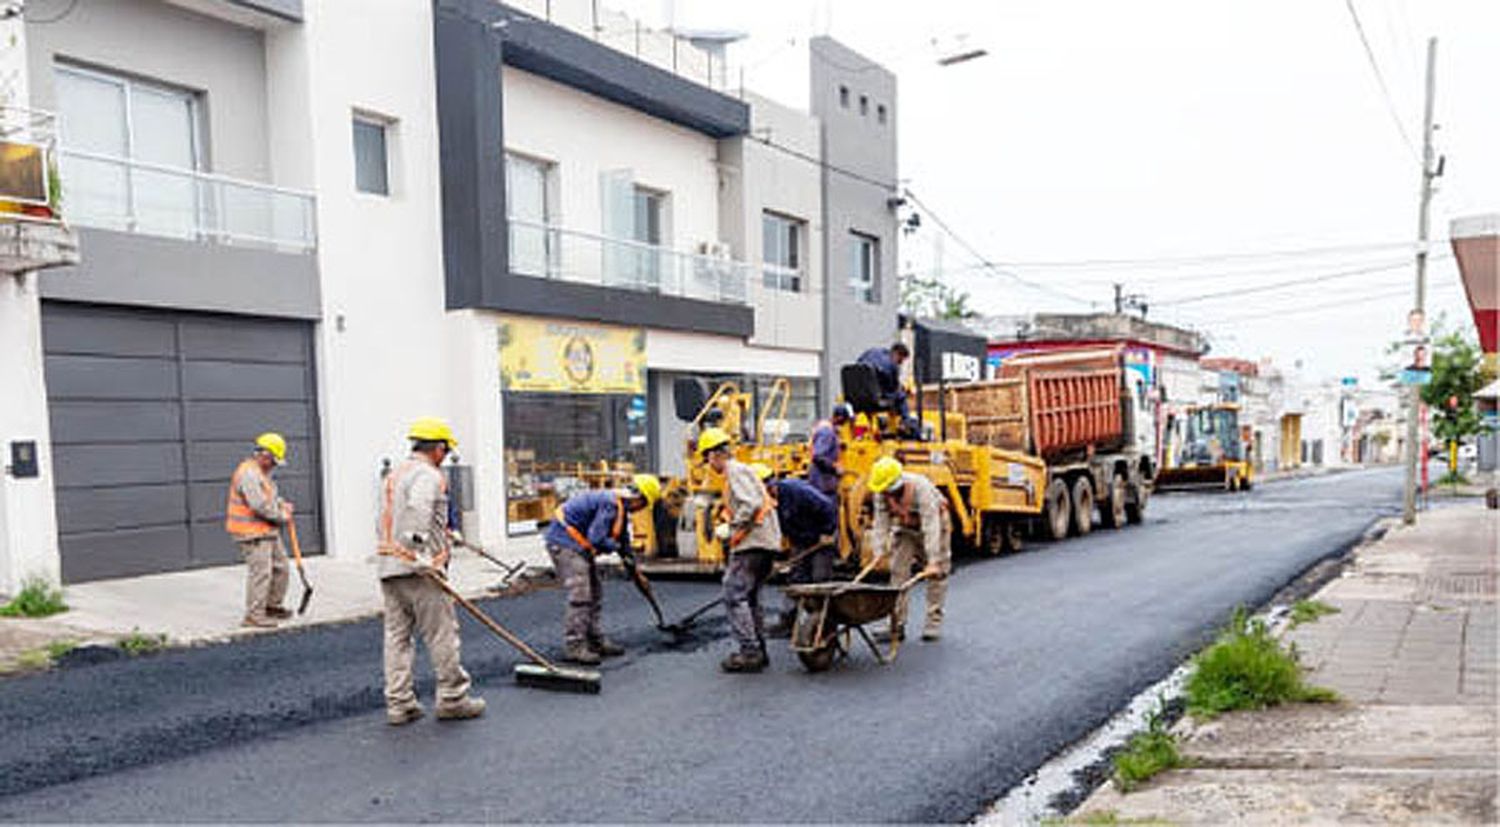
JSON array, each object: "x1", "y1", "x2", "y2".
[{"x1": 620, "y1": 0, "x2": 1498, "y2": 383}]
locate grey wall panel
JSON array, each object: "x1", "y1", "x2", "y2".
[
  {"x1": 51, "y1": 443, "x2": 185, "y2": 488},
  {"x1": 40, "y1": 229, "x2": 320, "y2": 321},
  {"x1": 183, "y1": 361, "x2": 309, "y2": 401},
  {"x1": 187, "y1": 476, "x2": 315, "y2": 522},
  {"x1": 180, "y1": 319, "x2": 310, "y2": 362},
  {"x1": 40, "y1": 306, "x2": 176, "y2": 357},
  {"x1": 183, "y1": 401, "x2": 311, "y2": 441},
  {"x1": 48, "y1": 401, "x2": 182, "y2": 443},
  {"x1": 43, "y1": 355, "x2": 179, "y2": 401},
  {"x1": 60, "y1": 525, "x2": 192, "y2": 583},
  {"x1": 185, "y1": 439, "x2": 315, "y2": 482},
  {"x1": 55, "y1": 484, "x2": 188, "y2": 534}
]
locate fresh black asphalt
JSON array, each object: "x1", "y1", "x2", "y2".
[{"x1": 0, "y1": 468, "x2": 1409, "y2": 822}]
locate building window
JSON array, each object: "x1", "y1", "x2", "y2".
[
  {"x1": 506, "y1": 152, "x2": 556, "y2": 276},
  {"x1": 761, "y1": 211, "x2": 803, "y2": 292},
  {"x1": 859, "y1": 94, "x2": 868, "y2": 116},
  {"x1": 839, "y1": 85, "x2": 849, "y2": 108},
  {"x1": 54, "y1": 63, "x2": 202, "y2": 236},
  {"x1": 877, "y1": 103, "x2": 887, "y2": 124},
  {"x1": 849, "y1": 231, "x2": 878, "y2": 303},
  {"x1": 630, "y1": 185, "x2": 665, "y2": 287},
  {"x1": 352, "y1": 115, "x2": 390, "y2": 195}
]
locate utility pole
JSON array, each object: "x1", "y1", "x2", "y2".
[
  {"x1": 1403, "y1": 36, "x2": 1438, "y2": 525},
  {"x1": 1113, "y1": 283, "x2": 1124, "y2": 314}
]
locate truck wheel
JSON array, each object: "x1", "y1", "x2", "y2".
[
  {"x1": 1125, "y1": 480, "x2": 1148, "y2": 524},
  {"x1": 1071, "y1": 477, "x2": 1095, "y2": 536},
  {"x1": 1100, "y1": 473, "x2": 1127, "y2": 529},
  {"x1": 1002, "y1": 521, "x2": 1024, "y2": 553},
  {"x1": 1043, "y1": 479, "x2": 1071, "y2": 541},
  {"x1": 983, "y1": 519, "x2": 1023, "y2": 555}
]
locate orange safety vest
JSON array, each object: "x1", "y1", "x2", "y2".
[
  {"x1": 224, "y1": 459, "x2": 278, "y2": 539},
  {"x1": 720, "y1": 476, "x2": 777, "y2": 549},
  {"x1": 378, "y1": 458, "x2": 449, "y2": 558},
  {"x1": 554, "y1": 494, "x2": 624, "y2": 554}
]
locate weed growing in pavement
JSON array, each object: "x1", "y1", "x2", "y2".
[
  {"x1": 0, "y1": 577, "x2": 67, "y2": 618},
  {"x1": 1437, "y1": 471, "x2": 1470, "y2": 487},
  {"x1": 1045, "y1": 811, "x2": 1172, "y2": 825},
  {"x1": 44, "y1": 639, "x2": 77, "y2": 660},
  {"x1": 1185, "y1": 608, "x2": 1339, "y2": 718},
  {"x1": 1289, "y1": 599, "x2": 1340, "y2": 628},
  {"x1": 1110, "y1": 702, "x2": 1183, "y2": 793},
  {"x1": 13, "y1": 648, "x2": 52, "y2": 671},
  {"x1": 118, "y1": 630, "x2": 167, "y2": 656}
]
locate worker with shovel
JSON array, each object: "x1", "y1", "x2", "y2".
[
  {"x1": 225, "y1": 433, "x2": 294, "y2": 629},
  {"x1": 376, "y1": 417, "x2": 485, "y2": 726},
  {"x1": 868, "y1": 456, "x2": 951, "y2": 643},
  {"x1": 752, "y1": 465, "x2": 839, "y2": 639},
  {"x1": 543, "y1": 473, "x2": 662, "y2": 665},
  {"x1": 701, "y1": 428, "x2": 782, "y2": 673}
]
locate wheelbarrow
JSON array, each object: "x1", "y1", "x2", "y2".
[{"x1": 782, "y1": 571, "x2": 930, "y2": 672}]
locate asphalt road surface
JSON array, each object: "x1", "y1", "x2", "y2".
[{"x1": 0, "y1": 468, "x2": 1413, "y2": 823}]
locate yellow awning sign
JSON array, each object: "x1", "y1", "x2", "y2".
[{"x1": 499, "y1": 316, "x2": 646, "y2": 394}]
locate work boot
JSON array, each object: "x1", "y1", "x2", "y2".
[
  {"x1": 241, "y1": 615, "x2": 278, "y2": 629},
  {"x1": 921, "y1": 624, "x2": 943, "y2": 642},
  {"x1": 266, "y1": 606, "x2": 292, "y2": 620},
  {"x1": 563, "y1": 641, "x2": 602, "y2": 666},
  {"x1": 436, "y1": 696, "x2": 487, "y2": 721},
  {"x1": 589, "y1": 636, "x2": 625, "y2": 658},
  {"x1": 386, "y1": 704, "x2": 424, "y2": 726},
  {"x1": 720, "y1": 650, "x2": 767, "y2": 673}
]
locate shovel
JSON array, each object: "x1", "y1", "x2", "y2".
[
  {"x1": 661, "y1": 595, "x2": 723, "y2": 635},
  {"x1": 620, "y1": 555, "x2": 669, "y2": 630},
  {"x1": 423, "y1": 571, "x2": 601, "y2": 694},
  {"x1": 286, "y1": 516, "x2": 314, "y2": 615},
  {"x1": 450, "y1": 533, "x2": 527, "y2": 588}
]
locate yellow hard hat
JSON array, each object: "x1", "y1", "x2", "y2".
[
  {"x1": 407, "y1": 416, "x2": 458, "y2": 448},
  {"x1": 749, "y1": 462, "x2": 774, "y2": 481},
  {"x1": 868, "y1": 456, "x2": 904, "y2": 493},
  {"x1": 697, "y1": 426, "x2": 732, "y2": 455},
  {"x1": 630, "y1": 473, "x2": 662, "y2": 506},
  {"x1": 254, "y1": 432, "x2": 287, "y2": 464}
]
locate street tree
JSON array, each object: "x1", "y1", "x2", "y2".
[
  {"x1": 900, "y1": 273, "x2": 976, "y2": 320},
  {"x1": 1418, "y1": 326, "x2": 1496, "y2": 476}
]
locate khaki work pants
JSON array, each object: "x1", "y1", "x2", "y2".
[
  {"x1": 238, "y1": 535, "x2": 289, "y2": 621},
  {"x1": 381, "y1": 574, "x2": 472, "y2": 713},
  {"x1": 888, "y1": 526, "x2": 951, "y2": 636},
  {"x1": 723, "y1": 549, "x2": 775, "y2": 655},
  {"x1": 546, "y1": 544, "x2": 603, "y2": 647}
]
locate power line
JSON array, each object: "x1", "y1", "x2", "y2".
[
  {"x1": 1343, "y1": 0, "x2": 1420, "y2": 160},
  {"x1": 977, "y1": 239, "x2": 1418, "y2": 270},
  {"x1": 747, "y1": 134, "x2": 897, "y2": 192},
  {"x1": 901, "y1": 188, "x2": 1094, "y2": 306},
  {"x1": 24, "y1": 0, "x2": 80, "y2": 24},
  {"x1": 1155, "y1": 255, "x2": 1449, "y2": 307},
  {"x1": 1198, "y1": 281, "x2": 1461, "y2": 326}
]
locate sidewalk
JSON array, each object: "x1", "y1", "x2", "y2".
[
  {"x1": 1072, "y1": 503, "x2": 1499, "y2": 824},
  {"x1": 0, "y1": 535, "x2": 554, "y2": 672}
]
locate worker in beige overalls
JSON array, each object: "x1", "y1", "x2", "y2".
[
  {"x1": 868, "y1": 456, "x2": 951, "y2": 642},
  {"x1": 376, "y1": 417, "x2": 485, "y2": 726},
  {"x1": 701, "y1": 426, "x2": 782, "y2": 673},
  {"x1": 224, "y1": 433, "x2": 293, "y2": 628}
]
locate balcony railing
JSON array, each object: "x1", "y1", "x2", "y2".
[
  {"x1": 58, "y1": 148, "x2": 316, "y2": 253},
  {"x1": 508, "y1": 217, "x2": 749, "y2": 305}
]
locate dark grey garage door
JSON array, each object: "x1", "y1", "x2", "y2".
[{"x1": 41, "y1": 303, "x2": 323, "y2": 583}]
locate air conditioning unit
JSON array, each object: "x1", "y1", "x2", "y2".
[{"x1": 698, "y1": 240, "x2": 732, "y2": 259}]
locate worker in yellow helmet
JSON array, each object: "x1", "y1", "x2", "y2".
[
  {"x1": 376, "y1": 417, "x2": 485, "y2": 725},
  {"x1": 543, "y1": 472, "x2": 661, "y2": 664},
  {"x1": 868, "y1": 456, "x2": 952, "y2": 642},
  {"x1": 700, "y1": 427, "x2": 781, "y2": 673},
  {"x1": 224, "y1": 432, "x2": 294, "y2": 628}
]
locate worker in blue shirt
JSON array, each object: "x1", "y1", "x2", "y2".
[
  {"x1": 753, "y1": 466, "x2": 839, "y2": 638},
  {"x1": 857, "y1": 342, "x2": 912, "y2": 420},
  {"x1": 543, "y1": 475, "x2": 660, "y2": 665},
  {"x1": 808, "y1": 403, "x2": 853, "y2": 497}
]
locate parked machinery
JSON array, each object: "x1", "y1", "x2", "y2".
[{"x1": 1156, "y1": 403, "x2": 1254, "y2": 492}]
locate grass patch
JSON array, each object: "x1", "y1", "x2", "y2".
[
  {"x1": 44, "y1": 639, "x2": 77, "y2": 660},
  {"x1": 1436, "y1": 471, "x2": 1470, "y2": 487},
  {"x1": 1289, "y1": 599, "x2": 1340, "y2": 628},
  {"x1": 1048, "y1": 812, "x2": 1172, "y2": 826},
  {"x1": 0, "y1": 577, "x2": 67, "y2": 618},
  {"x1": 1111, "y1": 703, "x2": 1184, "y2": 793},
  {"x1": 117, "y1": 630, "x2": 167, "y2": 656},
  {"x1": 14, "y1": 648, "x2": 52, "y2": 671},
  {"x1": 1186, "y1": 608, "x2": 1339, "y2": 718}
]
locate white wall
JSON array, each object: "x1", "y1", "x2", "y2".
[
  {"x1": 647, "y1": 329, "x2": 820, "y2": 377},
  {"x1": 26, "y1": 0, "x2": 271, "y2": 180},
  {"x1": 502, "y1": 68, "x2": 722, "y2": 253},
  {"x1": 298, "y1": 0, "x2": 497, "y2": 558}
]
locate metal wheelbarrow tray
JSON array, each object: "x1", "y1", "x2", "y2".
[{"x1": 782, "y1": 576, "x2": 925, "y2": 672}]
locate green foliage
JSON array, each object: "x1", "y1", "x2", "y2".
[
  {"x1": 1437, "y1": 470, "x2": 1471, "y2": 487},
  {"x1": 1419, "y1": 329, "x2": 1495, "y2": 445},
  {"x1": 1111, "y1": 702, "x2": 1183, "y2": 793},
  {"x1": 14, "y1": 649, "x2": 51, "y2": 671},
  {"x1": 1186, "y1": 609, "x2": 1339, "y2": 718},
  {"x1": 0, "y1": 577, "x2": 68, "y2": 618},
  {"x1": 118, "y1": 630, "x2": 167, "y2": 656},
  {"x1": 44, "y1": 639, "x2": 77, "y2": 661},
  {"x1": 900, "y1": 273, "x2": 976, "y2": 321},
  {"x1": 1289, "y1": 599, "x2": 1340, "y2": 628}
]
